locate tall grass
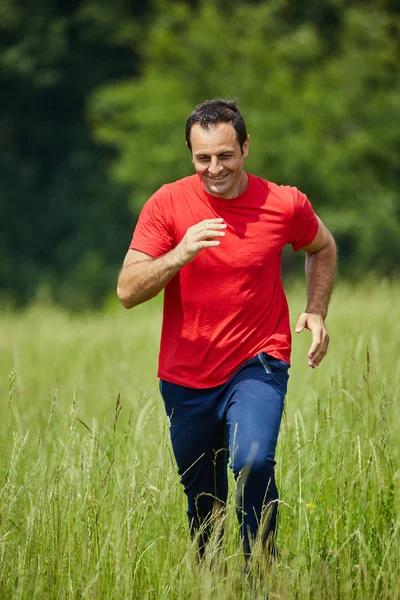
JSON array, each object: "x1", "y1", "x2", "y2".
[{"x1": 0, "y1": 280, "x2": 399, "y2": 599}]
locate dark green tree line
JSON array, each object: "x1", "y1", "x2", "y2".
[{"x1": 0, "y1": 0, "x2": 148, "y2": 307}]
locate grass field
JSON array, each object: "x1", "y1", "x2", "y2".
[{"x1": 1, "y1": 280, "x2": 399, "y2": 599}]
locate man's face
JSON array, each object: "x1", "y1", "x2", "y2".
[{"x1": 189, "y1": 122, "x2": 249, "y2": 199}]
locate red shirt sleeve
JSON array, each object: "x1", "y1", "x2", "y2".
[
  {"x1": 129, "y1": 186, "x2": 175, "y2": 258},
  {"x1": 289, "y1": 188, "x2": 319, "y2": 251}
]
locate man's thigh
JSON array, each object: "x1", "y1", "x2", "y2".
[
  {"x1": 159, "y1": 379, "x2": 229, "y2": 499},
  {"x1": 225, "y1": 354, "x2": 289, "y2": 474}
]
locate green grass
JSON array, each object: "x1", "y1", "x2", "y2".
[{"x1": 0, "y1": 280, "x2": 399, "y2": 599}]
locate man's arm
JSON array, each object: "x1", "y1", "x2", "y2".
[
  {"x1": 117, "y1": 218, "x2": 226, "y2": 309},
  {"x1": 295, "y1": 217, "x2": 337, "y2": 368}
]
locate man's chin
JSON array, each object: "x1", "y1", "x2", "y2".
[
  {"x1": 204, "y1": 181, "x2": 230, "y2": 197},
  {"x1": 210, "y1": 187, "x2": 227, "y2": 197}
]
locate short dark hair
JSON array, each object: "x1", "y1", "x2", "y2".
[{"x1": 185, "y1": 99, "x2": 248, "y2": 153}]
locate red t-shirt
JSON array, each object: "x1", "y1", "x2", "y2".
[{"x1": 130, "y1": 173, "x2": 318, "y2": 388}]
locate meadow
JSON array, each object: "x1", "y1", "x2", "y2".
[{"x1": 0, "y1": 280, "x2": 399, "y2": 599}]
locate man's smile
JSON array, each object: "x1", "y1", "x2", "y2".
[{"x1": 208, "y1": 173, "x2": 229, "y2": 181}]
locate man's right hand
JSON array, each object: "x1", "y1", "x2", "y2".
[
  {"x1": 117, "y1": 218, "x2": 226, "y2": 309},
  {"x1": 174, "y1": 218, "x2": 227, "y2": 267}
]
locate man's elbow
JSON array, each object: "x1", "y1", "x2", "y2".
[
  {"x1": 117, "y1": 285, "x2": 136, "y2": 309},
  {"x1": 325, "y1": 231, "x2": 337, "y2": 256},
  {"x1": 117, "y1": 284, "x2": 157, "y2": 308}
]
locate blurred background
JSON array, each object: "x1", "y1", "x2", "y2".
[{"x1": 1, "y1": 0, "x2": 399, "y2": 310}]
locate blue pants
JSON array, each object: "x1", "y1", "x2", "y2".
[{"x1": 160, "y1": 353, "x2": 289, "y2": 557}]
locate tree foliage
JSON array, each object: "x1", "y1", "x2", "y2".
[
  {"x1": 91, "y1": 0, "x2": 400, "y2": 278},
  {"x1": 0, "y1": 0, "x2": 146, "y2": 307}
]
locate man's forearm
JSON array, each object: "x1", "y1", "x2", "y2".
[
  {"x1": 117, "y1": 247, "x2": 184, "y2": 309},
  {"x1": 118, "y1": 218, "x2": 226, "y2": 309},
  {"x1": 305, "y1": 235, "x2": 337, "y2": 319}
]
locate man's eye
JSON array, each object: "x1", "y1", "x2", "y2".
[
  {"x1": 198, "y1": 157, "x2": 210, "y2": 163},
  {"x1": 220, "y1": 154, "x2": 232, "y2": 159}
]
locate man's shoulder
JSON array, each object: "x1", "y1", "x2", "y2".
[
  {"x1": 158, "y1": 174, "x2": 198, "y2": 195},
  {"x1": 249, "y1": 174, "x2": 299, "y2": 209},
  {"x1": 145, "y1": 175, "x2": 197, "y2": 211},
  {"x1": 252, "y1": 175, "x2": 297, "y2": 196}
]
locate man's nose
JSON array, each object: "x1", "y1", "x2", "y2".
[{"x1": 208, "y1": 157, "x2": 223, "y2": 175}]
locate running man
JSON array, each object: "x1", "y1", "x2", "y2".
[{"x1": 117, "y1": 99, "x2": 336, "y2": 560}]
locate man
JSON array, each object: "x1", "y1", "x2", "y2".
[{"x1": 117, "y1": 99, "x2": 336, "y2": 561}]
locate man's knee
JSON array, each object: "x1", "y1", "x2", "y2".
[
  {"x1": 231, "y1": 445, "x2": 275, "y2": 480},
  {"x1": 193, "y1": 491, "x2": 225, "y2": 519}
]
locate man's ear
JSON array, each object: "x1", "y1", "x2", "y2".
[
  {"x1": 186, "y1": 141, "x2": 194, "y2": 162},
  {"x1": 242, "y1": 135, "x2": 250, "y2": 158}
]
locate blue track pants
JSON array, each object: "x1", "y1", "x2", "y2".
[{"x1": 160, "y1": 353, "x2": 289, "y2": 557}]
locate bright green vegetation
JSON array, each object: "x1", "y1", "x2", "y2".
[{"x1": 0, "y1": 281, "x2": 399, "y2": 599}]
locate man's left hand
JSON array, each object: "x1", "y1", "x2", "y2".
[{"x1": 295, "y1": 312, "x2": 329, "y2": 368}]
